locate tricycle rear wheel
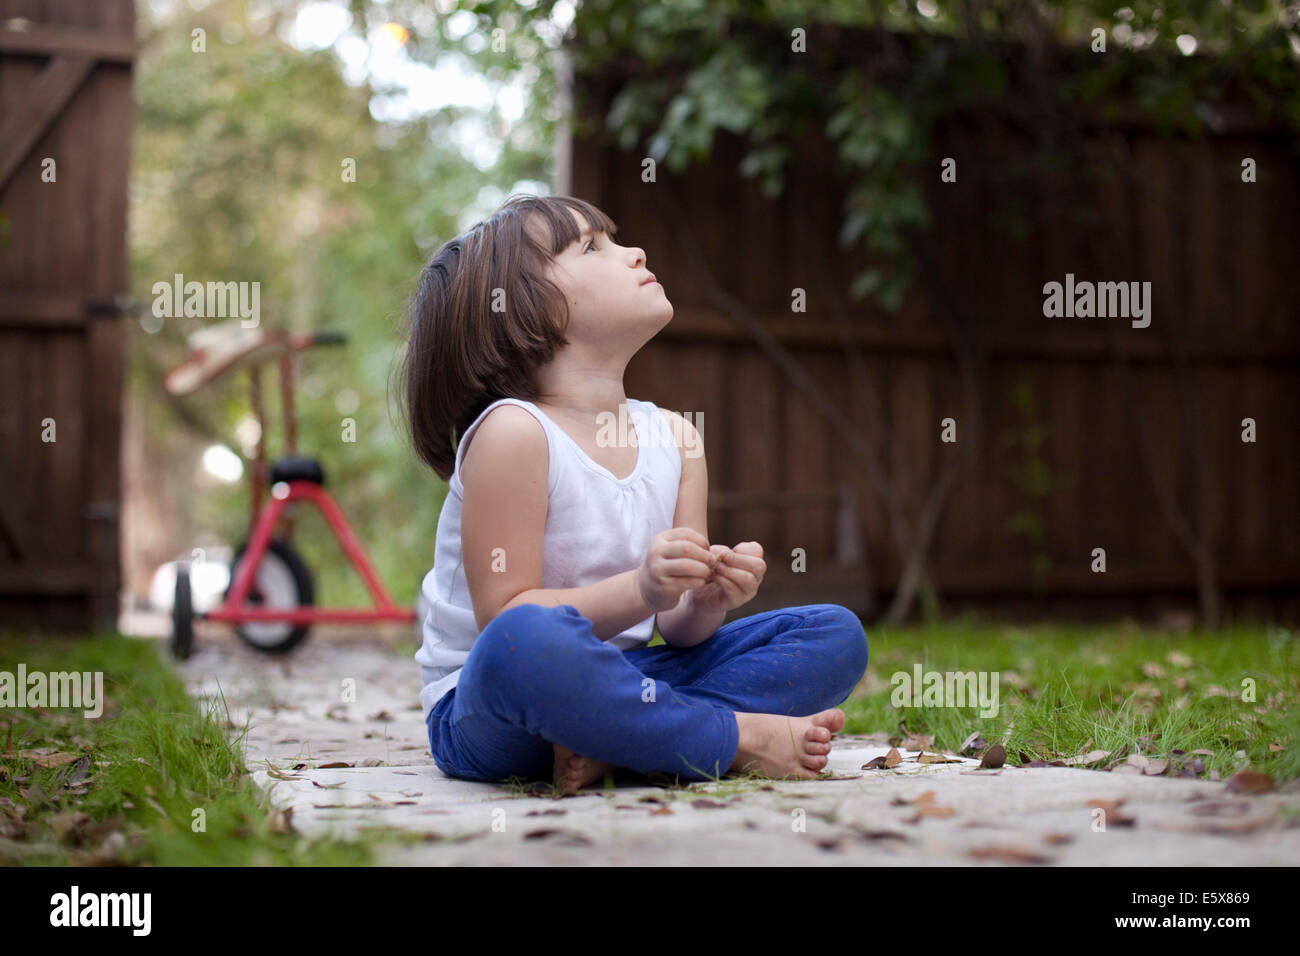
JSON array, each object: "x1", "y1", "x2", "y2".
[{"x1": 226, "y1": 538, "x2": 315, "y2": 654}]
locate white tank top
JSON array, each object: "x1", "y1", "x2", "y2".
[{"x1": 414, "y1": 397, "x2": 683, "y2": 723}]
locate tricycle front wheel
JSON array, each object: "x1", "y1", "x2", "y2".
[{"x1": 171, "y1": 564, "x2": 194, "y2": 660}]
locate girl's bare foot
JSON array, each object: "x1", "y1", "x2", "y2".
[
  {"x1": 553, "y1": 742, "x2": 615, "y2": 795},
  {"x1": 730, "y1": 708, "x2": 846, "y2": 779}
]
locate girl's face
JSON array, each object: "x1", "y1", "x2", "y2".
[{"x1": 543, "y1": 211, "x2": 673, "y2": 346}]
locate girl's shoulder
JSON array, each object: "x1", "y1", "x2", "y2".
[
  {"x1": 640, "y1": 400, "x2": 690, "y2": 437},
  {"x1": 456, "y1": 399, "x2": 549, "y2": 483}
]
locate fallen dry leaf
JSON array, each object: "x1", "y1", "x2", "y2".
[
  {"x1": 1225, "y1": 770, "x2": 1275, "y2": 795},
  {"x1": 969, "y1": 843, "x2": 1052, "y2": 864},
  {"x1": 1087, "y1": 797, "x2": 1128, "y2": 811},
  {"x1": 77, "y1": 831, "x2": 128, "y2": 866},
  {"x1": 853, "y1": 828, "x2": 911, "y2": 842},
  {"x1": 902, "y1": 733, "x2": 935, "y2": 752},
  {"x1": 46, "y1": 810, "x2": 90, "y2": 839},
  {"x1": 905, "y1": 805, "x2": 956, "y2": 823},
  {"x1": 917, "y1": 752, "x2": 962, "y2": 764},
  {"x1": 63, "y1": 756, "x2": 91, "y2": 787},
  {"x1": 3, "y1": 750, "x2": 83, "y2": 769},
  {"x1": 862, "y1": 749, "x2": 903, "y2": 770},
  {"x1": 1156, "y1": 817, "x2": 1276, "y2": 836},
  {"x1": 892, "y1": 790, "x2": 937, "y2": 807},
  {"x1": 1062, "y1": 749, "x2": 1110, "y2": 767},
  {"x1": 523, "y1": 828, "x2": 592, "y2": 846},
  {"x1": 1102, "y1": 809, "x2": 1137, "y2": 827}
]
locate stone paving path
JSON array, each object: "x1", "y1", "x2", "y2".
[{"x1": 167, "y1": 623, "x2": 1300, "y2": 865}]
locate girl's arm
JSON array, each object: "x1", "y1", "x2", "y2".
[
  {"x1": 653, "y1": 410, "x2": 727, "y2": 648},
  {"x1": 460, "y1": 403, "x2": 662, "y2": 640}
]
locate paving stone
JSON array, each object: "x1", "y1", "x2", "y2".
[{"x1": 168, "y1": 625, "x2": 1300, "y2": 866}]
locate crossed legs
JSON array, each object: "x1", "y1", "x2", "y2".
[{"x1": 427, "y1": 602, "x2": 869, "y2": 791}]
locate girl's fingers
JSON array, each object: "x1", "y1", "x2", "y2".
[
  {"x1": 712, "y1": 556, "x2": 756, "y2": 581},
  {"x1": 664, "y1": 527, "x2": 711, "y2": 552},
  {"x1": 655, "y1": 557, "x2": 713, "y2": 580},
  {"x1": 717, "y1": 549, "x2": 763, "y2": 575},
  {"x1": 708, "y1": 561, "x2": 755, "y2": 594},
  {"x1": 663, "y1": 539, "x2": 715, "y2": 565},
  {"x1": 713, "y1": 573, "x2": 741, "y2": 597}
]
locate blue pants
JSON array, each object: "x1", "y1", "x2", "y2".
[{"x1": 425, "y1": 602, "x2": 869, "y2": 783}]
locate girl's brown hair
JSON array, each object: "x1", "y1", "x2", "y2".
[{"x1": 396, "y1": 194, "x2": 618, "y2": 481}]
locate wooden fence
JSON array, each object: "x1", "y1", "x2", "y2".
[
  {"x1": 567, "y1": 38, "x2": 1300, "y2": 622},
  {"x1": 0, "y1": 0, "x2": 135, "y2": 631}
]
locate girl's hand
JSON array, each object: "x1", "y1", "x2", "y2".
[
  {"x1": 634, "y1": 527, "x2": 714, "y2": 613},
  {"x1": 690, "y1": 541, "x2": 765, "y2": 613}
]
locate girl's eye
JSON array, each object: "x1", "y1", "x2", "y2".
[{"x1": 584, "y1": 239, "x2": 596, "y2": 253}]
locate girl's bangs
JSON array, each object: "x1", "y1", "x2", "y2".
[{"x1": 522, "y1": 197, "x2": 619, "y2": 258}]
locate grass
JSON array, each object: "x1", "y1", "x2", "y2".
[
  {"x1": 424, "y1": 618, "x2": 1298, "y2": 792},
  {"x1": 838, "y1": 619, "x2": 1299, "y2": 783},
  {"x1": 0, "y1": 629, "x2": 414, "y2": 865}
]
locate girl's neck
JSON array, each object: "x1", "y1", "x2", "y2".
[
  {"x1": 534, "y1": 396, "x2": 632, "y2": 425},
  {"x1": 533, "y1": 383, "x2": 631, "y2": 423}
]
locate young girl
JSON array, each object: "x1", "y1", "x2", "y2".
[{"x1": 399, "y1": 194, "x2": 868, "y2": 793}]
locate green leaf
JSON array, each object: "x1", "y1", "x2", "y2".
[{"x1": 850, "y1": 269, "x2": 883, "y2": 300}]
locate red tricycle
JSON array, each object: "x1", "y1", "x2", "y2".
[{"x1": 163, "y1": 320, "x2": 416, "y2": 658}]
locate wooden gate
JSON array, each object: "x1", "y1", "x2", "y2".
[{"x1": 0, "y1": 1, "x2": 135, "y2": 632}]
